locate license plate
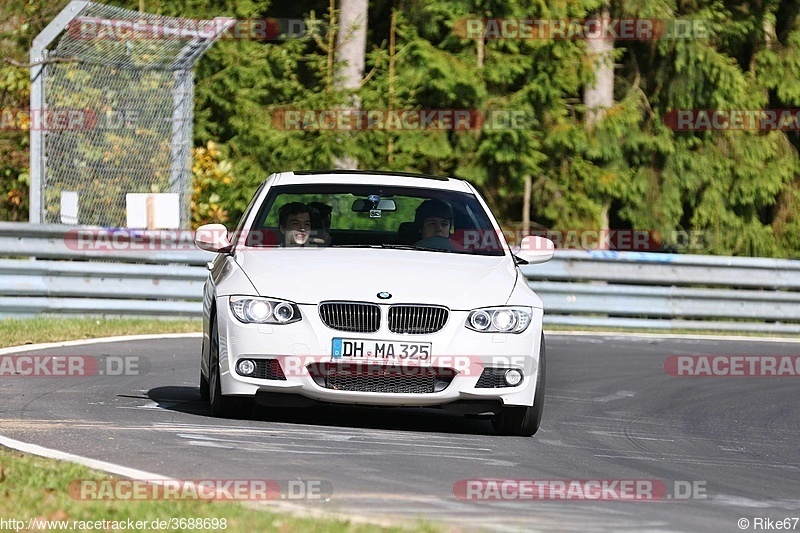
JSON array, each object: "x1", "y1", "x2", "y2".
[{"x1": 331, "y1": 338, "x2": 432, "y2": 365}]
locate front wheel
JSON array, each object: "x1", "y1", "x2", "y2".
[
  {"x1": 208, "y1": 316, "x2": 248, "y2": 418},
  {"x1": 492, "y1": 336, "x2": 546, "y2": 436}
]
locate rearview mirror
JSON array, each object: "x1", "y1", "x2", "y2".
[{"x1": 352, "y1": 198, "x2": 397, "y2": 212}]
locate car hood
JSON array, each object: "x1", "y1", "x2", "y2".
[{"x1": 234, "y1": 248, "x2": 518, "y2": 310}]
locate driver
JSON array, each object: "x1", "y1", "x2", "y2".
[
  {"x1": 413, "y1": 199, "x2": 460, "y2": 250},
  {"x1": 415, "y1": 199, "x2": 453, "y2": 240}
]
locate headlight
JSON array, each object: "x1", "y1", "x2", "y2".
[
  {"x1": 273, "y1": 302, "x2": 295, "y2": 323},
  {"x1": 466, "y1": 307, "x2": 532, "y2": 333},
  {"x1": 230, "y1": 296, "x2": 301, "y2": 324},
  {"x1": 469, "y1": 310, "x2": 491, "y2": 331}
]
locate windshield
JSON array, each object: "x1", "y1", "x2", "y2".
[{"x1": 241, "y1": 184, "x2": 506, "y2": 256}]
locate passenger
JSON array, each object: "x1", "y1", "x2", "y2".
[
  {"x1": 278, "y1": 202, "x2": 313, "y2": 247},
  {"x1": 308, "y1": 201, "x2": 333, "y2": 246}
]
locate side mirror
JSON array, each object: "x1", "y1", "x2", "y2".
[
  {"x1": 515, "y1": 236, "x2": 554, "y2": 264},
  {"x1": 194, "y1": 223, "x2": 232, "y2": 253}
]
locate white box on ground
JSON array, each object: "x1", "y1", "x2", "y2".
[
  {"x1": 126, "y1": 193, "x2": 180, "y2": 229},
  {"x1": 60, "y1": 191, "x2": 79, "y2": 224}
]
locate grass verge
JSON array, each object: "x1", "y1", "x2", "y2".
[
  {"x1": 2, "y1": 317, "x2": 795, "y2": 351},
  {"x1": 0, "y1": 318, "x2": 438, "y2": 531},
  {"x1": 544, "y1": 324, "x2": 800, "y2": 339},
  {"x1": 0, "y1": 317, "x2": 202, "y2": 349},
  {"x1": 0, "y1": 447, "x2": 435, "y2": 532},
  {"x1": 1, "y1": 317, "x2": 789, "y2": 532}
]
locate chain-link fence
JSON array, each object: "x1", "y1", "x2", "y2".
[{"x1": 32, "y1": 1, "x2": 229, "y2": 227}]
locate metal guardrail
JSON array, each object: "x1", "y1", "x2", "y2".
[
  {"x1": 522, "y1": 251, "x2": 800, "y2": 333},
  {"x1": 2, "y1": 222, "x2": 799, "y2": 332},
  {"x1": 0, "y1": 222, "x2": 211, "y2": 265},
  {"x1": 0, "y1": 222, "x2": 212, "y2": 317}
]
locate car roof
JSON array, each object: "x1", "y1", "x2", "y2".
[{"x1": 270, "y1": 170, "x2": 472, "y2": 192}]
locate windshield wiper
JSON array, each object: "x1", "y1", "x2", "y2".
[
  {"x1": 381, "y1": 243, "x2": 452, "y2": 253},
  {"x1": 379, "y1": 243, "x2": 417, "y2": 250},
  {"x1": 331, "y1": 243, "x2": 452, "y2": 252}
]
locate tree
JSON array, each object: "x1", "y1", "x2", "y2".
[
  {"x1": 4, "y1": 0, "x2": 800, "y2": 258},
  {"x1": 584, "y1": 2, "x2": 615, "y2": 247},
  {"x1": 333, "y1": 0, "x2": 367, "y2": 169},
  {"x1": 0, "y1": 0, "x2": 72, "y2": 221}
]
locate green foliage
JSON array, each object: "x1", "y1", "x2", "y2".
[
  {"x1": 0, "y1": 0, "x2": 67, "y2": 221},
  {"x1": 191, "y1": 140, "x2": 238, "y2": 228},
  {"x1": 2, "y1": 0, "x2": 800, "y2": 257}
]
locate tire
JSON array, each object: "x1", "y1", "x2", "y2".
[
  {"x1": 199, "y1": 335, "x2": 210, "y2": 401},
  {"x1": 208, "y1": 316, "x2": 247, "y2": 418},
  {"x1": 199, "y1": 367, "x2": 210, "y2": 401},
  {"x1": 492, "y1": 336, "x2": 546, "y2": 437}
]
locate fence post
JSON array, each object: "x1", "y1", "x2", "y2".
[
  {"x1": 29, "y1": 1, "x2": 91, "y2": 224},
  {"x1": 29, "y1": 2, "x2": 231, "y2": 228}
]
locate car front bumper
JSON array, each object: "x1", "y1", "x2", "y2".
[{"x1": 215, "y1": 298, "x2": 544, "y2": 408}]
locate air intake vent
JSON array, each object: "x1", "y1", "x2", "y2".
[{"x1": 307, "y1": 363, "x2": 456, "y2": 393}]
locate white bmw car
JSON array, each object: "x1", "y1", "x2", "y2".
[{"x1": 194, "y1": 170, "x2": 554, "y2": 436}]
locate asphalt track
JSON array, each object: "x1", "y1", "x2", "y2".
[{"x1": 1, "y1": 333, "x2": 798, "y2": 532}]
